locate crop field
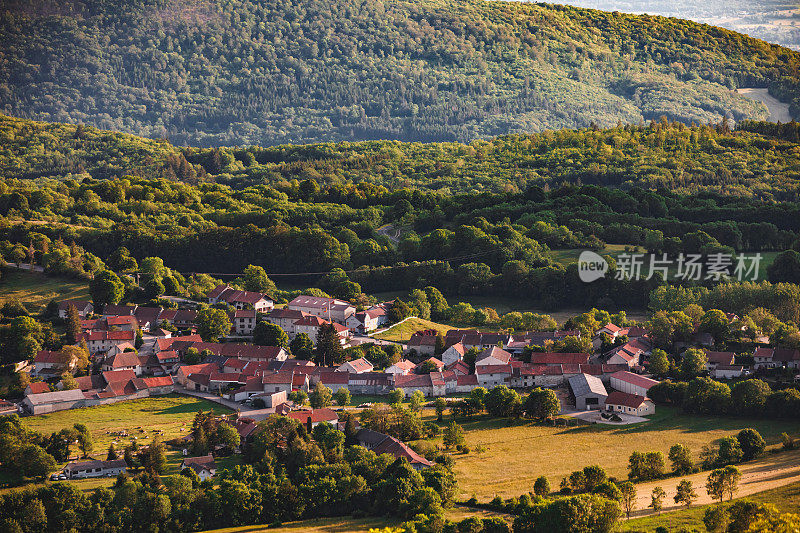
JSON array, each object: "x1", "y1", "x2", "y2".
[{"x1": 449, "y1": 407, "x2": 800, "y2": 500}]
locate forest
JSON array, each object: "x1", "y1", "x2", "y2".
[
  {"x1": 1, "y1": 0, "x2": 798, "y2": 146},
  {"x1": 2, "y1": 115, "x2": 800, "y2": 311}
]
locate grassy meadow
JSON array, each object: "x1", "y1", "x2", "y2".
[
  {"x1": 374, "y1": 317, "x2": 451, "y2": 342},
  {"x1": 0, "y1": 268, "x2": 89, "y2": 314},
  {"x1": 449, "y1": 407, "x2": 800, "y2": 500}
]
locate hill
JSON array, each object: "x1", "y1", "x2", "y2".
[{"x1": 1, "y1": 0, "x2": 798, "y2": 146}]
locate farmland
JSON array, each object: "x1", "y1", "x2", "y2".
[{"x1": 449, "y1": 407, "x2": 800, "y2": 500}]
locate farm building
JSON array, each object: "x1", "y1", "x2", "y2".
[{"x1": 568, "y1": 373, "x2": 608, "y2": 410}]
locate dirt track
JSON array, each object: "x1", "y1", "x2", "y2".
[{"x1": 629, "y1": 448, "x2": 800, "y2": 517}]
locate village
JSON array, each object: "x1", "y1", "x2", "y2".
[{"x1": 12, "y1": 282, "x2": 799, "y2": 488}]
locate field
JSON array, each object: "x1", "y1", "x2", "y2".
[
  {"x1": 0, "y1": 268, "x2": 89, "y2": 314},
  {"x1": 373, "y1": 317, "x2": 451, "y2": 342},
  {"x1": 620, "y1": 480, "x2": 800, "y2": 532},
  {"x1": 449, "y1": 407, "x2": 800, "y2": 500}
]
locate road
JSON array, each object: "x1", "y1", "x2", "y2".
[{"x1": 629, "y1": 448, "x2": 800, "y2": 518}]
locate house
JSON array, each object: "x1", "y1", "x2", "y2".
[
  {"x1": 142, "y1": 376, "x2": 174, "y2": 395},
  {"x1": 58, "y1": 300, "x2": 94, "y2": 319},
  {"x1": 25, "y1": 381, "x2": 51, "y2": 395},
  {"x1": 264, "y1": 308, "x2": 309, "y2": 336},
  {"x1": 605, "y1": 391, "x2": 655, "y2": 416},
  {"x1": 181, "y1": 455, "x2": 216, "y2": 481},
  {"x1": 102, "y1": 304, "x2": 138, "y2": 317},
  {"x1": 288, "y1": 295, "x2": 355, "y2": 324},
  {"x1": 231, "y1": 309, "x2": 258, "y2": 335},
  {"x1": 293, "y1": 315, "x2": 337, "y2": 344},
  {"x1": 80, "y1": 330, "x2": 136, "y2": 354},
  {"x1": 208, "y1": 285, "x2": 274, "y2": 312},
  {"x1": 156, "y1": 350, "x2": 180, "y2": 373},
  {"x1": 753, "y1": 347, "x2": 800, "y2": 369},
  {"x1": 568, "y1": 373, "x2": 608, "y2": 410},
  {"x1": 260, "y1": 371, "x2": 295, "y2": 394},
  {"x1": 385, "y1": 359, "x2": 416, "y2": 375},
  {"x1": 476, "y1": 364, "x2": 513, "y2": 388},
  {"x1": 406, "y1": 333, "x2": 438, "y2": 356},
  {"x1": 529, "y1": 353, "x2": 590, "y2": 366},
  {"x1": 394, "y1": 372, "x2": 446, "y2": 397},
  {"x1": 104, "y1": 315, "x2": 140, "y2": 331},
  {"x1": 713, "y1": 365, "x2": 746, "y2": 379},
  {"x1": 33, "y1": 350, "x2": 67, "y2": 377},
  {"x1": 355, "y1": 428, "x2": 433, "y2": 470},
  {"x1": 175, "y1": 363, "x2": 219, "y2": 387},
  {"x1": 64, "y1": 458, "x2": 127, "y2": 479},
  {"x1": 475, "y1": 347, "x2": 512, "y2": 367},
  {"x1": 345, "y1": 306, "x2": 388, "y2": 334},
  {"x1": 347, "y1": 372, "x2": 393, "y2": 395},
  {"x1": 208, "y1": 372, "x2": 246, "y2": 392},
  {"x1": 337, "y1": 357, "x2": 374, "y2": 374},
  {"x1": 455, "y1": 374, "x2": 479, "y2": 393},
  {"x1": 609, "y1": 371, "x2": 659, "y2": 397},
  {"x1": 596, "y1": 323, "x2": 622, "y2": 338},
  {"x1": 102, "y1": 351, "x2": 143, "y2": 375},
  {"x1": 22, "y1": 389, "x2": 87, "y2": 415},
  {"x1": 704, "y1": 350, "x2": 736, "y2": 371},
  {"x1": 0, "y1": 399, "x2": 17, "y2": 416},
  {"x1": 415, "y1": 357, "x2": 445, "y2": 373},
  {"x1": 606, "y1": 344, "x2": 643, "y2": 368},
  {"x1": 287, "y1": 408, "x2": 339, "y2": 428},
  {"x1": 441, "y1": 343, "x2": 465, "y2": 366},
  {"x1": 133, "y1": 307, "x2": 161, "y2": 330}
]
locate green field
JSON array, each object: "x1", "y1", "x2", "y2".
[
  {"x1": 0, "y1": 268, "x2": 90, "y2": 314},
  {"x1": 619, "y1": 480, "x2": 800, "y2": 532},
  {"x1": 24, "y1": 395, "x2": 231, "y2": 453},
  {"x1": 449, "y1": 407, "x2": 800, "y2": 500},
  {"x1": 374, "y1": 317, "x2": 451, "y2": 342}
]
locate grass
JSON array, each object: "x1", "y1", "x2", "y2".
[
  {"x1": 450, "y1": 406, "x2": 800, "y2": 500},
  {"x1": 24, "y1": 394, "x2": 232, "y2": 453},
  {"x1": 0, "y1": 268, "x2": 89, "y2": 314},
  {"x1": 374, "y1": 317, "x2": 451, "y2": 342},
  {"x1": 618, "y1": 480, "x2": 800, "y2": 532}
]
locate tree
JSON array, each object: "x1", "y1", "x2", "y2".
[
  {"x1": 65, "y1": 304, "x2": 81, "y2": 345},
  {"x1": 409, "y1": 390, "x2": 425, "y2": 411},
  {"x1": 767, "y1": 250, "x2": 800, "y2": 283},
  {"x1": 74, "y1": 423, "x2": 93, "y2": 458},
  {"x1": 184, "y1": 347, "x2": 201, "y2": 365},
  {"x1": 668, "y1": 444, "x2": 694, "y2": 475},
  {"x1": 707, "y1": 465, "x2": 741, "y2": 502},
  {"x1": 717, "y1": 436, "x2": 744, "y2": 466},
  {"x1": 309, "y1": 382, "x2": 333, "y2": 408},
  {"x1": 17, "y1": 445, "x2": 56, "y2": 479},
  {"x1": 649, "y1": 486, "x2": 666, "y2": 513},
  {"x1": 737, "y1": 428, "x2": 766, "y2": 461},
  {"x1": 60, "y1": 344, "x2": 90, "y2": 373},
  {"x1": 290, "y1": 332, "x2": 314, "y2": 360},
  {"x1": 484, "y1": 385, "x2": 521, "y2": 418},
  {"x1": 216, "y1": 422, "x2": 241, "y2": 450},
  {"x1": 648, "y1": 348, "x2": 671, "y2": 376},
  {"x1": 443, "y1": 421, "x2": 465, "y2": 449},
  {"x1": 195, "y1": 308, "x2": 232, "y2": 341},
  {"x1": 533, "y1": 476, "x2": 551, "y2": 497},
  {"x1": 107, "y1": 443, "x2": 119, "y2": 460},
  {"x1": 683, "y1": 377, "x2": 731, "y2": 415},
  {"x1": 699, "y1": 310, "x2": 730, "y2": 342},
  {"x1": 334, "y1": 387, "x2": 351, "y2": 407},
  {"x1": 242, "y1": 264, "x2": 276, "y2": 294},
  {"x1": 314, "y1": 323, "x2": 344, "y2": 366},
  {"x1": 388, "y1": 299, "x2": 413, "y2": 323},
  {"x1": 434, "y1": 397, "x2": 447, "y2": 421},
  {"x1": 628, "y1": 451, "x2": 665, "y2": 481},
  {"x1": 142, "y1": 436, "x2": 167, "y2": 474},
  {"x1": 681, "y1": 348, "x2": 709, "y2": 379},
  {"x1": 674, "y1": 479, "x2": 697, "y2": 507},
  {"x1": 731, "y1": 379, "x2": 771, "y2": 416},
  {"x1": 60, "y1": 372, "x2": 77, "y2": 390},
  {"x1": 523, "y1": 387, "x2": 560, "y2": 420},
  {"x1": 288, "y1": 390, "x2": 308, "y2": 405},
  {"x1": 416, "y1": 360, "x2": 438, "y2": 374},
  {"x1": 619, "y1": 481, "x2": 637, "y2": 519},
  {"x1": 89, "y1": 270, "x2": 124, "y2": 308},
  {"x1": 388, "y1": 388, "x2": 404, "y2": 404},
  {"x1": 253, "y1": 322, "x2": 289, "y2": 348}
]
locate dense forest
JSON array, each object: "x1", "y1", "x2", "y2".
[
  {"x1": 2, "y1": 115, "x2": 800, "y2": 311},
  {"x1": 1, "y1": 0, "x2": 798, "y2": 146}
]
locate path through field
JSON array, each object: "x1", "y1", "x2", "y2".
[{"x1": 630, "y1": 448, "x2": 800, "y2": 518}]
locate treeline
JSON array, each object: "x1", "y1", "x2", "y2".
[{"x1": 1, "y1": 0, "x2": 797, "y2": 146}]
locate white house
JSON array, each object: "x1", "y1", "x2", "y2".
[
  {"x1": 336, "y1": 357, "x2": 374, "y2": 374},
  {"x1": 385, "y1": 359, "x2": 416, "y2": 375},
  {"x1": 208, "y1": 285, "x2": 274, "y2": 312},
  {"x1": 58, "y1": 300, "x2": 94, "y2": 319},
  {"x1": 475, "y1": 364, "x2": 512, "y2": 388},
  {"x1": 474, "y1": 346, "x2": 512, "y2": 367},
  {"x1": 231, "y1": 309, "x2": 258, "y2": 335},
  {"x1": 441, "y1": 342, "x2": 465, "y2": 366},
  {"x1": 288, "y1": 295, "x2": 355, "y2": 324},
  {"x1": 713, "y1": 365, "x2": 746, "y2": 379},
  {"x1": 64, "y1": 459, "x2": 127, "y2": 479},
  {"x1": 181, "y1": 455, "x2": 216, "y2": 481},
  {"x1": 605, "y1": 391, "x2": 655, "y2": 416}
]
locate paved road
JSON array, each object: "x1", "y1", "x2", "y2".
[{"x1": 629, "y1": 448, "x2": 800, "y2": 518}]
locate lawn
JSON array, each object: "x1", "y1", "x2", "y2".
[
  {"x1": 24, "y1": 394, "x2": 232, "y2": 453},
  {"x1": 0, "y1": 268, "x2": 90, "y2": 314},
  {"x1": 450, "y1": 406, "x2": 800, "y2": 500},
  {"x1": 618, "y1": 480, "x2": 800, "y2": 532},
  {"x1": 374, "y1": 317, "x2": 451, "y2": 342}
]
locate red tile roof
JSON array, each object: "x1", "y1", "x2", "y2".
[
  {"x1": 143, "y1": 376, "x2": 174, "y2": 388},
  {"x1": 287, "y1": 408, "x2": 339, "y2": 424},
  {"x1": 610, "y1": 371, "x2": 659, "y2": 390},
  {"x1": 27, "y1": 382, "x2": 50, "y2": 394},
  {"x1": 605, "y1": 391, "x2": 649, "y2": 409},
  {"x1": 530, "y1": 353, "x2": 590, "y2": 365}
]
